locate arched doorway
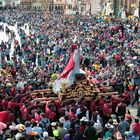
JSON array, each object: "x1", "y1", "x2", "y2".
[
  {"x1": 49, "y1": 5, "x2": 51, "y2": 11},
  {"x1": 13, "y1": 2, "x2": 15, "y2": 7},
  {"x1": 55, "y1": 6, "x2": 57, "y2": 10},
  {"x1": 58, "y1": 5, "x2": 60, "y2": 11}
]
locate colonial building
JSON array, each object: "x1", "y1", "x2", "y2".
[
  {"x1": 32, "y1": 0, "x2": 51, "y2": 12},
  {"x1": 20, "y1": 0, "x2": 32, "y2": 9},
  {"x1": 121, "y1": 0, "x2": 139, "y2": 14},
  {"x1": 113, "y1": 0, "x2": 139, "y2": 16},
  {"x1": 1, "y1": 0, "x2": 21, "y2": 7},
  {"x1": 99, "y1": 0, "x2": 139, "y2": 16},
  {"x1": 20, "y1": 0, "x2": 139, "y2": 16},
  {"x1": 53, "y1": 0, "x2": 66, "y2": 11},
  {"x1": 21, "y1": 0, "x2": 66, "y2": 13}
]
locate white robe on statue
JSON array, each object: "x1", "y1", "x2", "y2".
[
  {"x1": 134, "y1": 8, "x2": 139, "y2": 18},
  {"x1": 105, "y1": 2, "x2": 112, "y2": 16}
]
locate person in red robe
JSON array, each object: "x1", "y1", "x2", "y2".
[
  {"x1": 2, "y1": 96, "x2": 8, "y2": 111},
  {"x1": 132, "y1": 118, "x2": 140, "y2": 137},
  {"x1": 102, "y1": 101, "x2": 112, "y2": 125}
]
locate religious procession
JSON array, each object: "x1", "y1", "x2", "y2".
[{"x1": 0, "y1": 0, "x2": 139, "y2": 139}]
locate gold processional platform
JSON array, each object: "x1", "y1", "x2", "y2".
[{"x1": 28, "y1": 73, "x2": 118, "y2": 104}]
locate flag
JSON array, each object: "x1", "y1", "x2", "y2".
[{"x1": 53, "y1": 44, "x2": 85, "y2": 93}]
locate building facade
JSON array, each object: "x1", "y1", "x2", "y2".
[
  {"x1": 0, "y1": 0, "x2": 20, "y2": 7},
  {"x1": 90, "y1": 0, "x2": 101, "y2": 15},
  {"x1": 113, "y1": 0, "x2": 139, "y2": 16},
  {"x1": 117, "y1": 0, "x2": 138, "y2": 15},
  {"x1": 0, "y1": 0, "x2": 6, "y2": 7},
  {"x1": 20, "y1": 0, "x2": 32, "y2": 10},
  {"x1": 20, "y1": 0, "x2": 139, "y2": 16},
  {"x1": 21, "y1": 0, "x2": 66, "y2": 13},
  {"x1": 51, "y1": 0, "x2": 66, "y2": 12},
  {"x1": 99, "y1": 0, "x2": 139, "y2": 16},
  {"x1": 4, "y1": 0, "x2": 21, "y2": 7}
]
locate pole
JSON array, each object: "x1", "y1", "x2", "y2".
[
  {"x1": 138, "y1": 1, "x2": 140, "y2": 17},
  {"x1": 0, "y1": 52, "x2": 1, "y2": 69}
]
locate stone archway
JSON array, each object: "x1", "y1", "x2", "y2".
[
  {"x1": 49, "y1": 5, "x2": 51, "y2": 11},
  {"x1": 58, "y1": 5, "x2": 60, "y2": 11},
  {"x1": 13, "y1": 2, "x2": 15, "y2": 6},
  {"x1": 61, "y1": 6, "x2": 63, "y2": 11},
  {"x1": 55, "y1": 6, "x2": 57, "y2": 10}
]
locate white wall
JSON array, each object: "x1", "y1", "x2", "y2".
[
  {"x1": 0, "y1": 0, "x2": 6, "y2": 6},
  {"x1": 90, "y1": 0, "x2": 101, "y2": 15}
]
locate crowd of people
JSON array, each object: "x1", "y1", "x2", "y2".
[{"x1": 0, "y1": 8, "x2": 140, "y2": 140}]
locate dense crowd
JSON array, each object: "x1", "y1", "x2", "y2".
[{"x1": 0, "y1": 9, "x2": 140, "y2": 140}]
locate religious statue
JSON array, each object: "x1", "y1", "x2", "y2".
[
  {"x1": 102, "y1": 0, "x2": 113, "y2": 16},
  {"x1": 134, "y1": 6, "x2": 139, "y2": 18}
]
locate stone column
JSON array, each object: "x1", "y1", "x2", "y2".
[
  {"x1": 138, "y1": 1, "x2": 140, "y2": 17},
  {"x1": 78, "y1": 1, "x2": 81, "y2": 14}
]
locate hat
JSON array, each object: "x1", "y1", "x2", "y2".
[
  {"x1": 16, "y1": 124, "x2": 26, "y2": 132},
  {"x1": 43, "y1": 132, "x2": 48, "y2": 137},
  {"x1": 6, "y1": 83, "x2": 13, "y2": 87},
  {"x1": 80, "y1": 117, "x2": 88, "y2": 122},
  {"x1": 51, "y1": 122, "x2": 57, "y2": 127},
  {"x1": 59, "y1": 117, "x2": 65, "y2": 123},
  {"x1": 15, "y1": 133, "x2": 23, "y2": 140},
  {"x1": 105, "y1": 123, "x2": 114, "y2": 129}
]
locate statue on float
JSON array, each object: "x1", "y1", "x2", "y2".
[
  {"x1": 53, "y1": 44, "x2": 85, "y2": 94},
  {"x1": 102, "y1": 0, "x2": 113, "y2": 16}
]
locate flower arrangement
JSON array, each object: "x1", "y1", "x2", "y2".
[
  {"x1": 61, "y1": 81, "x2": 68, "y2": 93},
  {"x1": 51, "y1": 73, "x2": 59, "y2": 81}
]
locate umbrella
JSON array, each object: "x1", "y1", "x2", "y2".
[{"x1": 0, "y1": 121, "x2": 6, "y2": 130}]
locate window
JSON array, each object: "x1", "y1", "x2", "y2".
[
  {"x1": 68, "y1": 5, "x2": 71, "y2": 9},
  {"x1": 81, "y1": 7, "x2": 84, "y2": 12}
]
